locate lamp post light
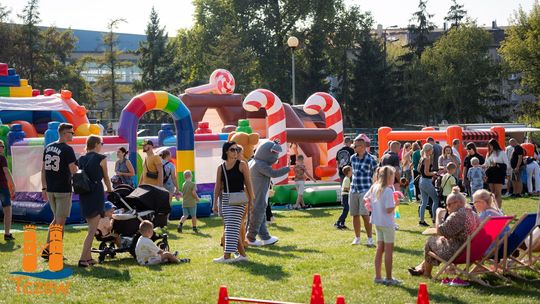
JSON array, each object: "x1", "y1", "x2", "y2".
[{"x1": 287, "y1": 36, "x2": 299, "y2": 105}]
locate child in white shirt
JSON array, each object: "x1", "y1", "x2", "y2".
[
  {"x1": 365, "y1": 166, "x2": 401, "y2": 286},
  {"x1": 135, "y1": 220, "x2": 188, "y2": 265}
]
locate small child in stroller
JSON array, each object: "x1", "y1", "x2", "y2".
[
  {"x1": 135, "y1": 220, "x2": 190, "y2": 265},
  {"x1": 97, "y1": 201, "x2": 121, "y2": 247}
]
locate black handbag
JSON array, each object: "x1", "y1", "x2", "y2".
[
  {"x1": 145, "y1": 161, "x2": 159, "y2": 179},
  {"x1": 72, "y1": 154, "x2": 96, "y2": 194}
]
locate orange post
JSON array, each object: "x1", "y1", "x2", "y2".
[
  {"x1": 49, "y1": 224, "x2": 64, "y2": 272},
  {"x1": 335, "y1": 295, "x2": 346, "y2": 304},
  {"x1": 218, "y1": 285, "x2": 230, "y2": 304},
  {"x1": 22, "y1": 225, "x2": 37, "y2": 272},
  {"x1": 310, "y1": 274, "x2": 325, "y2": 304},
  {"x1": 417, "y1": 283, "x2": 429, "y2": 304}
]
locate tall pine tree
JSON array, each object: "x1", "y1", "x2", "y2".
[
  {"x1": 134, "y1": 7, "x2": 178, "y2": 93},
  {"x1": 445, "y1": 0, "x2": 467, "y2": 28},
  {"x1": 408, "y1": 0, "x2": 435, "y2": 57}
]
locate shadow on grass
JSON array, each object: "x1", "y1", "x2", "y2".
[
  {"x1": 0, "y1": 241, "x2": 21, "y2": 252},
  {"x1": 232, "y1": 260, "x2": 290, "y2": 281},
  {"x1": 394, "y1": 246, "x2": 423, "y2": 256},
  {"x1": 271, "y1": 224, "x2": 294, "y2": 232},
  {"x1": 397, "y1": 284, "x2": 468, "y2": 304},
  {"x1": 70, "y1": 262, "x2": 132, "y2": 281},
  {"x1": 249, "y1": 244, "x2": 321, "y2": 259}
]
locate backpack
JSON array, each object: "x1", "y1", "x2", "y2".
[{"x1": 163, "y1": 161, "x2": 172, "y2": 184}]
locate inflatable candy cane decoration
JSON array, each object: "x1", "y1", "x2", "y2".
[
  {"x1": 243, "y1": 89, "x2": 288, "y2": 185},
  {"x1": 303, "y1": 92, "x2": 344, "y2": 181},
  {"x1": 185, "y1": 69, "x2": 235, "y2": 94}
]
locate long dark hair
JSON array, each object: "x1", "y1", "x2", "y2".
[
  {"x1": 221, "y1": 141, "x2": 237, "y2": 160},
  {"x1": 488, "y1": 139, "x2": 502, "y2": 156}
]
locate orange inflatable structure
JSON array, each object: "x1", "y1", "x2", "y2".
[{"x1": 378, "y1": 125, "x2": 506, "y2": 161}]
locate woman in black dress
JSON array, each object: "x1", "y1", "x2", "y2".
[{"x1": 78, "y1": 135, "x2": 112, "y2": 267}]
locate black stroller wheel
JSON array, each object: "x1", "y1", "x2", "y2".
[
  {"x1": 157, "y1": 241, "x2": 169, "y2": 252},
  {"x1": 108, "y1": 243, "x2": 116, "y2": 258},
  {"x1": 99, "y1": 242, "x2": 107, "y2": 250}
]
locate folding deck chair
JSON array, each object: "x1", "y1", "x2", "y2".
[
  {"x1": 428, "y1": 216, "x2": 514, "y2": 288},
  {"x1": 487, "y1": 213, "x2": 540, "y2": 279}
]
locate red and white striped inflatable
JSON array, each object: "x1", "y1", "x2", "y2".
[
  {"x1": 243, "y1": 89, "x2": 288, "y2": 185},
  {"x1": 304, "y1": 92, "x2": 344, "y2": 181}
]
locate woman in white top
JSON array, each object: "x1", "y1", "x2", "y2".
[{"x1": 484, "y1": 139, "x2": 510, "y2": 208}]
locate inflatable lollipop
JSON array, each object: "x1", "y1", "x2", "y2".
[{"x1": 184, "y1": 69, "x2": 235, "y2": 95}]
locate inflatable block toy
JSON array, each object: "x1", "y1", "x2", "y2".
[
  {"x1": 0, "y1": 74, "x2": 20, "y2": 87},
  {"x1": 235, "y1": 119, "x2": 253, "y2": 134},
  {"x1": 20, "y1": 79, "x2": 28, "y2": 86},
  {"x1": 8, "y1": 86, "x2": 32, "y2": 97},
  {"x1": 0, "y1": 63, "x2": 7, "y2": 76},
  {"x1": 0, "y1": 86, "x2": 8, "y2": 97},
  {"x1": 195, "y1": 121, "x2": 212, "y2": 134},
  {"x1": 44, "y1": 121, "x2": 60, "y2": 145},
  {"x1": 43, "y1": 88, "x2": 55, "y2": 96},
  {"x1": 169, "y1": 199, "x2": 212, "y2": 219},
  {"x1": 8, "y1": 68, "x2": 15, "y2": 76},
  {"x1": 7, "y1": 200, "x2": 85, "y2": 224},
  {"x1": 32, "y1": 89, "x2": 40, "y2": 96}
]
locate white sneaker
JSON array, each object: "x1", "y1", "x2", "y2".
[
  {"x1": 213, "y1": 256, "x2": 236, "y2": 263},
  {"x1": 261, "y1": 236, "x2": 279, "y2": 246},
  {"x1": 247, "y1": 239, "x2": 264, "y2": 247},
  {"x1": 351, "y1": 237, "x2": 361, "y2": 245},
  {"x1": 366, "y1": 238, "x2": 375, "y2": 247},
  {"x1": 234, "y1": 255, "x2": 248, "y2": 262}
]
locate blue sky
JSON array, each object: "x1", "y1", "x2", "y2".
[{"x1": 1, "y1": 0, "x2": 535, "y2": 35}]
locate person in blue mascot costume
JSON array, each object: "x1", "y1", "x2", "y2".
[{"x1": 247, "y1": 140, "x2": 290, "y2": 246}]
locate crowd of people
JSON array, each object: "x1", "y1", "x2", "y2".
[
  {"x1": 333, "y1": 133, "x2": 539, "y2": 286},
  {"x1": 1, "y1": 123, "x2": 537, "y2": 283}
]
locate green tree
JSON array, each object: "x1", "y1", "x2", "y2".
[
  {"x1": 94, "y1": 19, "x2": 132, "y2": 119},
  {"x1": 327, "y1": 4, "x2": 371, "y2": 127},
  {"x1": 500, "y1": 2, "x2": 540, "y2": 98},
  {"x1": 16, "y1": 0, "x2": 41, "y2": 84},
  {"x1": 349, "y1": 18, "x2": 395, "y2": 128},
  {"x1": 421, "y1": 24, "x2": 498, "y2": 123},
  {"x1": 445, "y1": 0, "x2": 467, "y2": 28},
  {"x1": 408, "y1": 0, "x2": 435, "y2": 57},
  {"x1": 134, "y1": 7, "x2": 179, "y2": 93}
]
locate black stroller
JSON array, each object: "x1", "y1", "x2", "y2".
[{"x1": 91, "y1": 184, "x2": 171, "y2": 263}]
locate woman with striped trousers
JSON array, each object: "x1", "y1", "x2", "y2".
[{"x1": 212, "y1": 141, "x2": 253, "y2": 263}]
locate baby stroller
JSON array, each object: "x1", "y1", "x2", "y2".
[{"x1": 91, "y1": 184, "x2": 171, "y2": 263}]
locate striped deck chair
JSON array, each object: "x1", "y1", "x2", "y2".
[
  {"x1": 497, "y1": 213, "x2": 540, "y2": 280},
  {"x1": 428, "y1": 216, "x2": 514, "y2": 287}
]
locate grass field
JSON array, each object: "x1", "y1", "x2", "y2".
[{"x1": 1, "y1": 196, "x2": 539, "y2": 304}]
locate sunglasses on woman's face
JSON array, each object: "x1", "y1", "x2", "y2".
[{"x1": 229, "y1": 148, "x2": 240, "y2": 152}]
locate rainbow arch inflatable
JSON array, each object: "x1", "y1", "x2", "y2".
[{"x1": 118, "y1": 91, "x2": 194, "y2": 185}]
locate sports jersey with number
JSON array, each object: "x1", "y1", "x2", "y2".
[{"x1": 43, "y1": 142, "x2": 77, "y2": 193}]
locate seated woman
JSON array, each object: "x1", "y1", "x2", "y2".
[
  {"x1": 472, "y1": 189, "x2": 510, "y2": 254},
  {"x1": 409, "y1": 187, "x2": 480, "y2": 278}
]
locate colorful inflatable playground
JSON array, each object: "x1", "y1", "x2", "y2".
[
  {"x1": 2, "y1": 62, "x2": 537, "y2": 225},
  {"x1": 0, "y1": 64, "x2": 346, "y2": 224}
]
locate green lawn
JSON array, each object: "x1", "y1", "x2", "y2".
[{"x1": 1, "y1": 196, "x2": 539, "y2": 304}]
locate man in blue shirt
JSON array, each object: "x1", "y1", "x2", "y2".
[{"x1": 349, "y1": 135, "x2": 378, "y2": 246}]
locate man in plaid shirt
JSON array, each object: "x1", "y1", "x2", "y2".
[{"x1": 349, "y1": 135, "x2": 378, "y2": 246}]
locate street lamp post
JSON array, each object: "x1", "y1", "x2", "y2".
[{"x1": 287, "y1": 36, "x2": 299, "y2": 105}]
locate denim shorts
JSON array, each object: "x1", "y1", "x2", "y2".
[
  {"x1": 182, "y1": 206, "x2": 197, "y2": 217},
  {"x1": 0, "y1": 188, "x2": 11, "y2": 207}
]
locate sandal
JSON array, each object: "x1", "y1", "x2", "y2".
[
  {"x1": 78, "y1": 260, "x2": 90, "y2": 268},
  {"x1": 408, "y1": 267, "x2": 423, "y2": 276},
  {"x1": 87, "y1": 259, "x2": 98, "y2": 265}
]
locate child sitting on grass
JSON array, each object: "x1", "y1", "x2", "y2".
[
  {"x1": 365, "y1": 166, "x2": 401, "y2": 286},
  {"x1": 136, "y1": 220, "x2": 189, "y2": 265},
  {"x1": 178, "y1": 170, "x2": 200, "y2": 233},
  {"x1": 97, "y1": 201, "x2": 121, "y2": 247}
]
